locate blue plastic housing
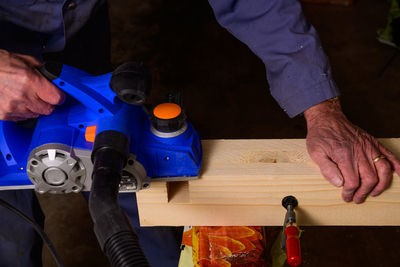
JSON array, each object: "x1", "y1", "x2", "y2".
[{"x1": 0, "y1": 65, "x2": 202, "y2": 187}]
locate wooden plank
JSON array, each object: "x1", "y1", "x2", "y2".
[
  {"x1": 136, "y1": 182, "x2": 169, "y2": 203},
  {"x1": 136, "y1": 139, "x2": 400, "y2": 226}
]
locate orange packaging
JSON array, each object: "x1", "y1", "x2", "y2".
[{"x1": 179, "y1": 226, "x2": 267, "y2": 267}]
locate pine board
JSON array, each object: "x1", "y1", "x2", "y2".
[{"x1": 136, "y1": 139, "x2": 400, "y2": 226}]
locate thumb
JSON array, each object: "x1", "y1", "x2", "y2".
[
  {"x1": 34, "y1": 73, "x2": 66, "y2": 105},
  {"x1": 313, "y1": 154, "x2": 344, "y2": 187}
]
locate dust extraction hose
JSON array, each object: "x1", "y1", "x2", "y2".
[{"x1": 89, "y1": 130, "x2": 150, "y2": 267}]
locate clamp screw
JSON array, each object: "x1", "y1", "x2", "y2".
[{"x1": 282, "y1": 195, "x2": 298, "y2": 210}]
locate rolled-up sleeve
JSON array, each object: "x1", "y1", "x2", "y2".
[{"x1": 208, "y1": 0, "x2": 340, "y2": 117}]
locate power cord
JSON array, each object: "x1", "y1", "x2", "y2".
[{"x1": 0, "y1": 198, "x2": 64, "y2": 267}]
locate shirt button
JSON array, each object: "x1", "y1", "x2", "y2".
[{"x1": 68, "y1": 2, "x2": 77, "y2": 10}]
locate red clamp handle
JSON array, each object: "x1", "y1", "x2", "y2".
[{"x1": 285, "y1": 225, "x2": 302, "y2": 266}]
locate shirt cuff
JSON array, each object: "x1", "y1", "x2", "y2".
[{"x1": 279, "y1": 78, "x2": 340, "y2": 118}]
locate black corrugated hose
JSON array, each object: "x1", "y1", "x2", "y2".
[{"x1": 89, "y1": 130, "x2": 150, "y2": 267}]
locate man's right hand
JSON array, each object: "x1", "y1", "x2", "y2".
[{"x1": 0, "y1": 49, "x2": 65, "y2": 121}]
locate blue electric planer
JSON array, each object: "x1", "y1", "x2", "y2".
[{"x1": 0, "y1": 62, "x2": 202, "y2": 194}]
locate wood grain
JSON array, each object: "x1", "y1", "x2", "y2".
[{"x1": 136, "y1": 139, "x2": 400, "y2": 226}]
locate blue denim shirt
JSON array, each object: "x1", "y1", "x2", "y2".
[
  {"x1": 0, "y1": 0, "x2": 339, "y2": 117},
  {"x1": 0, "y1": 0, "x2": 99, "y2": 53},
  {"x1": 209, "y1": 0, "x2": 340, "y2": 117}
]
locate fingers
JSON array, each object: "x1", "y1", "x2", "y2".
[
  {"x1": 341, "y1": 144, "x2": 394, "y2": 203},
  {"x1": 0, "y1": 111, "x2": 39, "y2": 121},
  {"x1": 339, "y1": 146, "x2": 393, "y2": 204},
  {"x1": 370, "y1": 157, "x2": 392, "y2": 197},
  {"x1": 0, "y1": 50, "x2": 64, "y2": 120},
  {"x1": 367, "y1": 143, "x2": 398, "y2": 197},
  {"x1": 34, "y1": 73, "x2": 65, "y2": 105},
  {"x1": 352, "y1": 155, "x2": 378, "y2": 203},
  {"x1": 25, "y1": 96, "x2": 54, "y2": 115},
  {"x1": 0, "y1": 99, "x2": 57, "y2": 120},
  {"x1": 311, "y1": 153, "x2": 343, "y2": 187},
  {"x1": 378, "y1": 144, "x2": 400, "y2": 175},
  {"x1": 337, "y1": 156, "x2": 360, "y2": 203},
  {"x1": 3, "y1": 117, "x2": 28, "y2": 121}
]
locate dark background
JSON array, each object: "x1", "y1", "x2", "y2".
[{"x1": 39, "y1": 0, "x2": 400, "y2": 266}]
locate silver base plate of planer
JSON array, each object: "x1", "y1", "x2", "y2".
[{"x1": 0, "y1": 143, "x2": 198, "y2": 193}]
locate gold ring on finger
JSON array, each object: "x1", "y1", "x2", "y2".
[{"x1": 373, "y1": 154, "x2": 386, "y2": 163}]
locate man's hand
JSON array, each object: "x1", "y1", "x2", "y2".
[
  {"x1": 304, "y1": 99, "x2": 400, "y2": 204},
  {"x1": 0, "y1": 49, "x2": 65, "y2": 121}
]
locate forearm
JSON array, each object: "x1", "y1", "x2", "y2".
[{"x1": 208, "y1": 0, "x2": 339, "y2": 117}]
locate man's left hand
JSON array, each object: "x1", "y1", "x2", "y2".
[{"x1": 304, "y1": 99, "x2": 400, "y2": 204}]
